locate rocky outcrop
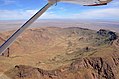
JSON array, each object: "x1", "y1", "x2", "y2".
[
  {"x1": 97, "y1": 29, "x2": 117, "y2": 41},
  {"x1": 71, "y1": 57, "x2": 116, "y2": 79},
  {"x1": 5, "y1": 56, "x2": 119, "y2": 79}
]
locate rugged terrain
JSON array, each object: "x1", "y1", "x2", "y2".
[{"x1": 0, "y1": 27, "x2": 119, "y2": 79}]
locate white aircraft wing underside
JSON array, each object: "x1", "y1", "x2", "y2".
[
  {"x1": 62, "y1": 0, "x2": 101, "y2": 5},
  {"x1": 48, "y1": 0, "x2": 112, "y2": 5}
]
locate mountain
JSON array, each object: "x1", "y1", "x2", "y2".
[{"x1": 0, "y1": 27, "x2": 119, "y2": 79}]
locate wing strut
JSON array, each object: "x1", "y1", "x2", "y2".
[{"x1": 0, "y1": 3, "x2": 53, "y2": 55}]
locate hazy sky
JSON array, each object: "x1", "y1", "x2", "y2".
[{"x1": 0, "y1": 0, "x2": 119, "y2": 21}]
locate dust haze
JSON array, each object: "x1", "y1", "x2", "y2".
[{"x1": 0, "y1": 20, "x2": 119, "y2": 32}]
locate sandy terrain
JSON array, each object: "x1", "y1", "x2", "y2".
[
  {"x1": 0, "y1": 20, "x2": 119, "y2": 32},
  {"x1": 0, "y1": 20, "x2": 119, "y2": 79},
  {"x1": 0, "y1": 27, "x2": 118, "y2": 79}
]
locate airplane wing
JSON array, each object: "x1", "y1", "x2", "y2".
[{"x1": 48, "y1": 0, "x2": 112, "y2": 6}]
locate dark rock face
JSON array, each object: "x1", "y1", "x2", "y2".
[
  {"x1": 97, "y1": 29, "x2": 117, "y2": 41},
  {"x1": 5, "y1": 56, "x2": 119, "y2": 79},
  {"x1": 94, "y1": 29, "x2": 118, "y2": 46}
]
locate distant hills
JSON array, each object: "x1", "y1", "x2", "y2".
[{"x1": 0, "y1": 20, "x2": 119, "y2": 32}]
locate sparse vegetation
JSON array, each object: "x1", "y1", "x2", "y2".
[{"x1": 0, "y1": 27, "x2": 119, "y2": 79}]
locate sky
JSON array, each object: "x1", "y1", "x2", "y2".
[{"x1": 0, "y1": 0, "x2": 119, "y2": 21}]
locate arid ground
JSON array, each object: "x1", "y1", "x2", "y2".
[
  {"x1": 0, "y1": 20, "x2": 119, "y2": 32},
  {"x1": 0, "y1": 20, "x2": 119, "y2": 79}
]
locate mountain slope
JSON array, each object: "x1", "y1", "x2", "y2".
[{"x1": 0, "y1": 27, "x2": 119, "y2": 79}]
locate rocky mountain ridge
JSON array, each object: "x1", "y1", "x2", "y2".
[{"x1": 0, "y1": 27, "x2": 119, "y2": 79}]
